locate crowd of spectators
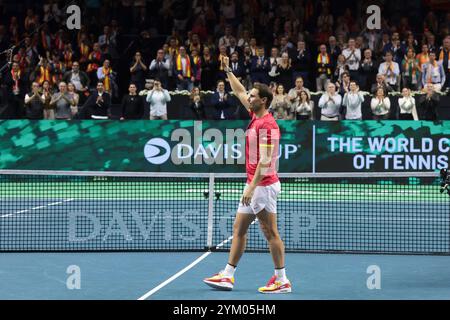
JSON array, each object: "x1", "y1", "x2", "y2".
[{"x1": 0, "y1": 0, "x2": 449, "y2": 120}]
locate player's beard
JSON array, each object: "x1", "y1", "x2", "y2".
[{"x1": 250, "y1": 102, "x2": 264, "y2": 113}]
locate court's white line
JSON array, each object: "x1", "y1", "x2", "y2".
[
  {"x1": 0, "y1": 199, "x2": 74, "y2": 218},
  {"x1": 137, "y1": 251, "x2": 212, "y2": 300},
  {"x1": 137, "y1": 218, "x2": 259, "y2": 300}
]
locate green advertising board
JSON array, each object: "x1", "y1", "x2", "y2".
[{"x1": 0, "y1": 120, "x2": 448, "y2": 173}]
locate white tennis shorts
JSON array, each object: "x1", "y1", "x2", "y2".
[{"x1": 237, "y1": 181, "x2": 281, "y2": 214}]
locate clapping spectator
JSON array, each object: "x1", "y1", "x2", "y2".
[
  {"x1": 421, "y1": 51, "x2": 446, "y2": 92},
  {"x1": 378, "y1": 51, "x2": 400, "y2": 91},
  {"x1": 50, "y1": 82, "x2": 75, "y2": 120},
  {"x1": 318, "y1": 83, "x2": 342, "y2": 121},
  {"x1": 175, "y1": 46, "x2": 195, "y2": 92},
  {"x1": 342, "y1": 81, "x2": 364, "y2": 120},
  {"x1": 398, "y1": 88, "x2": 418, "y2": 120},
  {"x1": 418, "y1": 84, "x2": 440, "y2": 120},
  {"x1": 149, "y1": 49, "x2": 170, "y2": 89},
  {"x1": 370, "y1": 88, "x2": 391, "y2": 120},
  {"x1": 295, "y1": 90, "x2": 314, "y2": 120},
  {"x1": 147, "y1": 79, "x2": 171, "y2": 120},
  {"x1": 270, "y1": 84, "x2": 292, "y2": 119},
  {"x1": 211, "y1": 80, "x2": 233, "y2": 119},
  {"x1": 129, "y1": 52, "x2": 148, "y2": 91},
  {"x1": 24, "y1": 82, "x2": 44, "y2": 119},
  {"x1": 316, "y1": 44, "x2": 332, "y2": 91}
]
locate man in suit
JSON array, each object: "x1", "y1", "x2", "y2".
[
  {"x1": 79, "y1": 82, "x2": 111, "y2": 119},
  {"x1": 210, "y1": 80, "x2": 234, "y2": 119},
  {"x1": 250, "y1": 46, "x2": 270, "y2": 85},
  {"x1": 62, "y1": 61, "x2": 90, "y2": 105},
  {"x1": 227, "y1": 37, "x2": 242, "y2": 58},
  {"x1": 225, "y1": 52, "x2": 244, "y2": 91}
]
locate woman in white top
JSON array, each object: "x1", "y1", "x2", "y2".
[
  {"x1": 370, "y1": 88, "x2": 391, "y2": 120},
  {"x1": 270, "y1": 84, "x2": 292, "y2": 119},
  {"x1": 67, "y1": 82, "x2": 79, "y2": 118},
  {"x1": 295, "y1": 90, "x2": 314, "y2": 120},
  {"x1": 398, "y1": 88, "x2": 418, "y2": 120},
  {"x1": 146, "y1": 79, "x2": 171, "y2": 120}
]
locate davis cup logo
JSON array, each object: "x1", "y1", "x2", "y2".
[{"x1": 144, "y1": 138, "x2": 171, "y2": 165}]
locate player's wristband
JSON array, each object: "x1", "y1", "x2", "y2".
[{"x1": 224, "y1": 66, "x2": 232, "y2": 73}]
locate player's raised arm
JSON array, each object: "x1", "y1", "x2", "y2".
[{"x1": 222, "y1": 56, "x2": 251, "y2": 112}]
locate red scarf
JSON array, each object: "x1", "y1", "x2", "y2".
[
  {"x1": 11, "y1": 69, "x2": 21, "y2": 92},
  {"x1": 64, "y1": 51, "x2": 73, "y2": 69}
]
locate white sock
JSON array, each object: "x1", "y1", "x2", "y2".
[
  {"x1": 275, "y1": 268, "x2": 287, "y2": 282},
  {"x1": 223, "y1": 264, "x2": 236, "y2": 277}
]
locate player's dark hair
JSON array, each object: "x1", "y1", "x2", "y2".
[{"x1": 254, "y1": 83, "x2": 273, "y2": 108}]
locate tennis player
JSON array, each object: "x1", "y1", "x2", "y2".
[{"x1": 203, "y1": 56, "x2": 291, "y2": 294}]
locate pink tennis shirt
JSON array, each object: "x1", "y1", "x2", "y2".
[{"x1": 245, "y1": 111, "x2": 280, "y2": 186}]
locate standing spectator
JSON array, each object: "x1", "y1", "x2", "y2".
[
  {"x1": 86, "y1": 43, "x2": 103, "y2": 85},
  {"x1": 4, "y1": 61, "x2": 27, "y2": 118},
  {"x1": 226, "y1": 37, "x2": 241, "y2": 57},
  {"x1": 50, "y1": 53, "x2": 65, "y2": 85},
  {"x1": 292, "y1": 41, "x2": 311, "y2": 87},
  {"x1": 371, "y1": 74, "x2": 394, "y2": 96},
  {"x1": 421, "y1": 51, "x2": 446, "y2": 92},
  {"x1": 438, "y1": 36, "x2": 450, "y2": 90},
  {"x1": 81, "y1": 82, "x2": 112, "y2": 120},
  {"x1": 359, "y1": 49, "x2": 377, "y2": 92},
  {"x1": 50, "y1": 82, "x2": 75, "y2": 120},
  {"x1": 370, "y1": 88, "x2": 391, "y2": 120},
  {"x1": 211, "y1": 80, "x2": 233, "y2": 120},
  {"x1": 67, "y1": 83, "x2": 80, "y2": 118},
  {"x1": 129, "y1": 52, "x2": 148, "y2": 91},
  {"x1": 190, "y1": 92, "x2": 206, "y2": 120},
  {"x1": 63, "y1": 61, "x2": 90, "y2": 106},
  {"x1": 191, "y1": 48, "x2": 202, "y2": 88},
  {"x1": 24, "y1": 82, "x2": 44, "y2": 119},
  {"x1": 175, "y1": 46, "x2": 195, "y2": 92},
  {"x1": 35, "y1": 57, "x2": 53, "y2": 86},
  {"x1": 149, "y1": 49, "x2": 170, "y2": 89},
  {"x1": 342, "y1": 38, "x2": 361, "y2": 83},
  {"x1": 41, "y1": 80, "x2": 54, "y2": 120},
  {"x1": 120, "y1": 83, "x2": 145, "y2": 120},
  {"x1": 276, "y1": 52, "x2": 293, "y2": 91},
  {"x1": 217, "y1": 45, "x2": 229, "y2": 81},
  {"x1": 327, "y1": 36, "x2": 342, "y2": 68},
  {"x1": 250, "y1": 46, "x2": 270, "y2": 85},
  {"x1": 294, "y1": 90, "x2": 314, "y2": 120},
  {"x1": 147, "y1": 79, "x2": 171, "y2": 120},
  {"x1": 342, "y1": 81, "x2": 364, "y2": 120},
  {"x1": 316, "y1": 44, "x2": 332, "y2": 91},
  {"x1": 378, "y1": 51, "x2": 400, "y2": 91},
  {"x1": 417, "y1": 84, "x2": 440, "y2": 121},
  {"x1": 416, "y1": 44, "x2": 430, "y2": 71},
  {"x1": 402, "y1": 48, "x2": 421, "y2": 91},
  {"x1": 333, "y1": 54, "x2": 349, "y2": 84},
  {"x1": 337, "y1": 72, "x2": 351, "y2": 96},
  {"x1": 288, "y1": 76, "x2": 311, "y2": 103},
  {"x1": 218, "y1": 25, "x2": 233, "y2": 48},
  {"x1": 97, "y1": 59, "x2": 115, "y2": 95},
  {"x1": 200, "y1": 46, "x2": 217, "y2": 91},
  {"x1": 268, "y1": 47, "x2": 281, "y2": 83},
  {"x1": 318, "y1": 83, "x2": 342, "y2": 121},
  {"x1": 270, "y1": 84, "x2": 292, "y2": 120},
  {"x1": 398, "y1": 88, "x2": 418, "y2": 120}
]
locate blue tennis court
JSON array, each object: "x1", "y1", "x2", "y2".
[
  {"x1": 0, "y1": 171, "x2": 449, "y2": 299},
  {"x1": 2, "y1": 252, "x2": 450, "y2": 300}
]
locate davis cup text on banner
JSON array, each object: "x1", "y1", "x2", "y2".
[{"x1": 327, "y1": 137, "x2": 449, "y2": 170}]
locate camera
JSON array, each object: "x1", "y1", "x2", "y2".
[{"x1": 440, "y1": 169, "x2": 450, "y2": 196}]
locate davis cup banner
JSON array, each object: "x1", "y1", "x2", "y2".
[{"x1": 0, "y1": 121, "x2": 448, "y2": 173}]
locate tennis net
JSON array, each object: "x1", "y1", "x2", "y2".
[{"x1": 0, "y1": 170, "x2": 448, "y2": 254}]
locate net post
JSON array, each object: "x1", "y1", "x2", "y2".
[{"x1": 206, "y1": 173, "x2": 215, "y2": 250}]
